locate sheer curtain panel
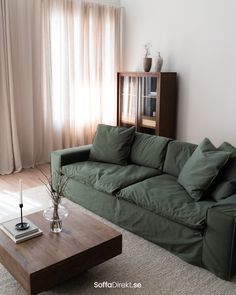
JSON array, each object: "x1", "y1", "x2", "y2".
[
  {"x1": 42, "y1": 0, "x2": 121, "y2": 148},
  {"x1": 0, "y1": 0, "x2": 121, "y2": 174},
  {"x1": 0, "y1": 0, "x2": 22, "y2": 174}
]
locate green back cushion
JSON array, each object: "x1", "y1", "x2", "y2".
[
  {"x1": 163, "y1": 140, "x2": 197, "y2": 177},
  {"x1": 177, "y1": 138, "x2": 231, "y2": 201},
  {"x1": 89, "y1": 124, "x2": 135, "y2": 165},
  {"x1": 130, "y1": 132, "x2": 170, "y2": 169},
  {"x1": 209, "y1": 142, "x2": 236, "y2": 201}
]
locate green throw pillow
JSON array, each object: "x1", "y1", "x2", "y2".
[
  {"x1": 163, "y1": 140, "x2": 197, "y2": 177},
  {"x1": 209, "y1": 142, "x2": 236, "y2": 201},
  {"x1": 130, "y1": 132, "x2": 170, "y2": 170},
  {"x1": 89, "y1": 124, "x2": 135, "y2": 165},
  {"x1": 177, "y1": 138, "x2": 231, "y2": 201}
]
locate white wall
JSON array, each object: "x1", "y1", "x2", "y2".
[{"x1": 120, "y1": 0, "x2": 236, "y2": 146}]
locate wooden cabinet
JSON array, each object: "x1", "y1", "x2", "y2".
[{"x1": 117, "y1": 72, "x2": 177, "y2": 138}]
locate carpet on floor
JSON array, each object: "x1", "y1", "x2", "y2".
[{"x1": 0, "y1": 186, "x2": 236, "y2": 295}]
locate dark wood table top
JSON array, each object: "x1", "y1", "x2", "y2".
[{"x1": 0, "y1": 199, "x2": 122, "y2": 294}]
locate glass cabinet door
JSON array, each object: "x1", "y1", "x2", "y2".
[
  {"x1": 119, "y1": 76, "x2": 137, "y2": 127},
  {"x1": 138, "y1": 76, "x2": 159, "y2": 131},
  {"x1": 117, "y1": 72, "x2": 176, "y2": 138}
]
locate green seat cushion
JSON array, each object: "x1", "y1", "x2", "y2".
[
  {"x1": 62, "y1": 161, "x2": 160, "y2": 195},
  {"x1": 209, "y1": 142, "x2": 236, "y2": 201},
  {"x1": 117, "y1": 174, "x2": 215, "y2": 229},
  {"x1": 163, "y1": 140, "x2": 197, "y2": 177},
  {"x1": 130, "y1": 132, "x2": 170, "y2": 169},
  {"x1": 89, "y1": 124, "x2": 135, "y2": 165},
  {"x1": 178, "y1": 138, "x2": 231, "y2": 201}
]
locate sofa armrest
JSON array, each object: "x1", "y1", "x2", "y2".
[
  {"x1": 51, "y1": 144, "x2": 92, "y2": 178},
  {"x1": 202, "y1": 194, "x2": 236, "y2": 280}
]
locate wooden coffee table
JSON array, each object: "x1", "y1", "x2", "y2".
[{"x1": 0, "y1": 200, "x2": 122, "y2": 294}]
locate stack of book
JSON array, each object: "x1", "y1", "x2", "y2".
[{"x1": 0, "y1": 218, "x2": 42, "y2": 244}]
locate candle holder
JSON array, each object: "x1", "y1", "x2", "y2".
[{"x1": 15, "y1": 204, "x2": 30, "y2": 231}]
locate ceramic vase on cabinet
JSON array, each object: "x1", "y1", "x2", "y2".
[
  {"x1": 143, "y1": 57, "x2": 152, "y2": 72},
  {"x1": 156, "y1": 52, "x2": 163, "y2": 72}
]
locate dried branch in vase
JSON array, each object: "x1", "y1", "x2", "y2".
[
  {"x1": 38, "y1": 167, "x2": 70, "y2": 233},
  {"x1": 144, "y1": 42, "x2": 152, "y2": 58},
  {"x1": 37, "y1": 167, "x2": 69, "y2": 206}
]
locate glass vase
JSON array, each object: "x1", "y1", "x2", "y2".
[{"x1": 43, "y1": 202, "x2": 68, "y2": 233}]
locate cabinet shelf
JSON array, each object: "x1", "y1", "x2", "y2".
[
  {"x1": 117, "y1": 72, "x2": 177, "y2": 138},
  {"x1": 141, "y1": 96, "x2": 157, "y2": 99},
  {"x1": 141, "y1": 116, "x2": 156, "y2": 129}
]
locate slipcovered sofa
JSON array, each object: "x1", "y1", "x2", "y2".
[{"x1": 51, "y1": 124, "x2": 236, "y2": 280}]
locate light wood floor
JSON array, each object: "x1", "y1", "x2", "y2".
[{"x1": 0, "y1": 164, "x2": 50, "y2": 192}]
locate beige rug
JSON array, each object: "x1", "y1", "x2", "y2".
[{"x1": 0, "y1": 186, "x2": 236, "y2": 295}]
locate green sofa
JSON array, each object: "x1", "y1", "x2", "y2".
[{"x1": 51, "y1": 126, "x2": 236, "y2": 281}]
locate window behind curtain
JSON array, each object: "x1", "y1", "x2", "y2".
[{"x1": 42, "y1": 0, "x2": 121, "y2": 149}]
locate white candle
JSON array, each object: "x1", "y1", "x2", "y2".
[{"x1": 19, "y1": 179, "x2": 23, "y2": 204}]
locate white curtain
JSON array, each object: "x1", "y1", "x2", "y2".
[
  {"x1": 42, "y1": 0, "x2": 120, "y2": 148},
  {"x1": 0, "y1": 0, "x2": 121, "y2": 174},
  {"x1": 0, "y1": 0, "x2": 22, "y2": 174}
]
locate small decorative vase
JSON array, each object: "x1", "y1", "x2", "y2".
[
  {"x1": 156, "y1": 52, "x2": 163, "y2": 72},
  {"x1": 143, "y1": 57, "x2": 152, "y2": 72},
  {"x1": 43, "y1": 202, "x2": 68, "y2": 233}
]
